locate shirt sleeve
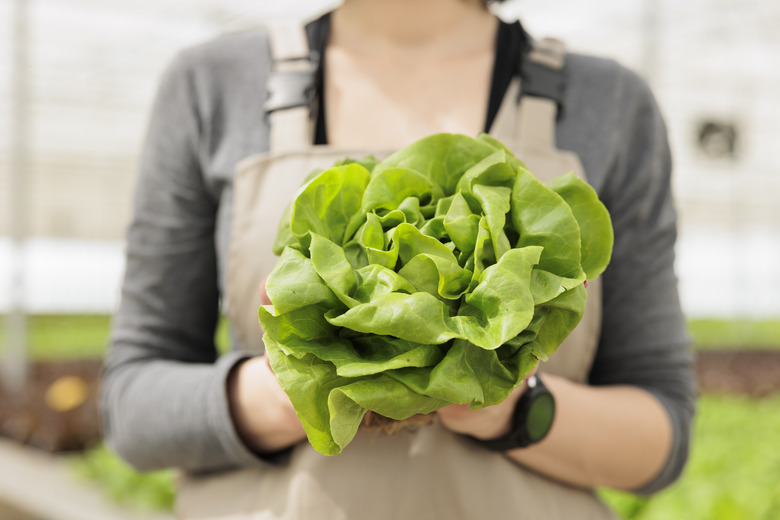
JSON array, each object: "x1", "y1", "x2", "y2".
[
  {"x1": 100, "y1": 49, "x2": 276, "y2": 473},
  {"x1": 587, "y1": 65, "x2": 698, "y2": 495}
]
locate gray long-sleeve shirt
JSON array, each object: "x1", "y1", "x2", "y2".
[{"x1": 101, "y1": 22, "x2": 696, "y2": 496}]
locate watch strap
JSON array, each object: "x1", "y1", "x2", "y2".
[{"x1": 466, "y1": 374, "x2": 555, "y2": 452}]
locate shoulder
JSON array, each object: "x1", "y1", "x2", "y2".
[
  {"x1": 164, "y1": 29, "x2": 272, "y2": 89},
  {"x1": 151, "y1": 29, "x2": 274, "y2": 148},
  {"x1": 563, "y1": 53, "x2": 666, "y2": 155},
  {"x1": 565, "y1": 53, "x2": 657, "y2": 122},
  {"x1": 559, "y1": 52, "x2": 666, "y2": 193},
  {"x1": 146, "y1": 30, "x2": 276, "y2": 182}
]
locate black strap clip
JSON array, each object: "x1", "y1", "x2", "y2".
[{"x1": 519, "y1": 43, "x2": 567, "y2": 119}]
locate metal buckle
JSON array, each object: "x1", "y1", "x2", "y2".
[{"x1": 265, "y1": 54, "x2": 318, "y2": 113}]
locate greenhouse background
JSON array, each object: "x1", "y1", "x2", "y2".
[
  {"x1": 1, "y1": 1, "x2": 779, "y2": 519},
  {"x1": 1, "y1": 0, "x2": 779, "y2": 319}
]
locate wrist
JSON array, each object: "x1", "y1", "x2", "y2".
[
  {"x1": 467, "y1": 374, "x2": 556, "y2": 451},
  {"x1": 227, "y1": 356, "x2": 306, "y2": 454},
  {"x1": 436, "y1": 376, "x2": 527, "y2": 440}
]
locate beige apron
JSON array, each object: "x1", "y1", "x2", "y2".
[{"x1": 178, "y1": 25, "x2": 614, "y2": 520}]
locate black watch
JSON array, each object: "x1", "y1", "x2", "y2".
[{"x1": 468, "y1": 374, "x2": 555, "y2": 451}]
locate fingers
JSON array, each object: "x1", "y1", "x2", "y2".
[
  {"x1": 436, "y1": 403, "x2": 472, "y2": 420},
  {"x1": 259, "y1": 276, "x2": 272, "y2": 305},
  {"x1": 436, "y1": 368, "x2": 538, "y2": 439}
]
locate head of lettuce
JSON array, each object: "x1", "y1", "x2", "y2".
[{"x1": 258, "y1": 133, "x2": 613, "y2": 456}]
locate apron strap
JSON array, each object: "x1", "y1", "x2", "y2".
[
  {"x1": 491, "y1": 37, "x2": 567, "y2": 154},
  {"x1": 518, "y1": 37, "x2": 565, "y2": 152},
  {"x1": 521, "y1": 37, "x2": 566, "y2": 115},
  {"x1": 265, "y1": 23, "x2": 316, "y2": 154}
]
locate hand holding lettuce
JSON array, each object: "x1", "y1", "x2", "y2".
[{"x1": 258, "y1": 133, "x2": 613, "y2": 456}]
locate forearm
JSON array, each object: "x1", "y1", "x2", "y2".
[
  {"x1": 101, "y1": 349, "x2": 262, "y2": 472},
  {"x1": 505, "y1": 373, "x2": 672, "y2": 491}
]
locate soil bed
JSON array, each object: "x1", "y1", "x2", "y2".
[
  {"x1": 695, "y1": 349, "x2": 780, "y2": 397},
  {"x1": 0, "y1": 360, "x2": 101, "y2": 452}
]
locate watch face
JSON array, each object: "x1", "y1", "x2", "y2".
[{"x1": 526, "y1": 392, "x2": 555, "y2": 442}]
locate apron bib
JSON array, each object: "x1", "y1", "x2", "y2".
[{"x1": 178, "y1": 25, "x2": 614, "y2": 520}]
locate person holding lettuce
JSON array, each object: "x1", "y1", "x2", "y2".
[{"x1": 101, "y1": 0, "x2": 696, "y2": 518}]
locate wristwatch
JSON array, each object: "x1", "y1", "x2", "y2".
[{"x1": 468, "y1": 374, "x2": 555, "y2": 451}]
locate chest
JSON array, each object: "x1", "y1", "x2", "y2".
[{"x1": 323, "y1": 46, "x2": 494, "y2": 149}]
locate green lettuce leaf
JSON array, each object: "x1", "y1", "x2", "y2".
[{"x1": 258, "y1": 133, "x2": 613, "y2": 455}]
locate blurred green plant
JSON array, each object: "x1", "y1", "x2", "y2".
[
  {"x1": 70, "y1": 444, "x2": 176, "y2": 512},
  {"x1": 0, "y1": 314, "x2": 232, "y2": 359},
  {"x1": 600, "y1": 395, "x2": 780, "y2": 519},
  {"x1": 1, "y1": 314, "x2": 112, "y2": 359},
  {"x1": 687, "y1": 319, "x2": 780, "y2": 349}
]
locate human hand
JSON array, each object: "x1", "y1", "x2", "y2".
[
  {"x1": 259, "y1": 275, "x2": 271, "y2": 306},
  {"x1": 228, "y1": 355, "x2": 307, "y2": 454},
  {"x1": 437, "y1": 366, "x2": 538, "y2": 440},
  {"x1": 226, "y1": 277, "x2": 306, "y2": 454}
]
